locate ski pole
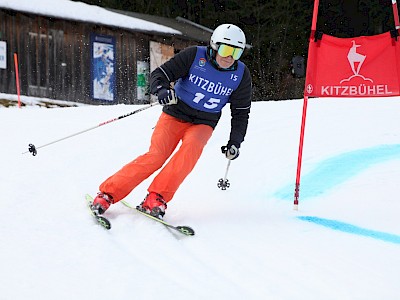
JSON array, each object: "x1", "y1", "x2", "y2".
[
  {"x1": 217, "y1": 160, "x2": 231, "y2": 190},
  {"x1": 23, "y1": 102, "x2": 159, "y2": 156}
]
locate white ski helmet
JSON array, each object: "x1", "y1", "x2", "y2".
[{"x1": 210, "y1": 24, "x2": 246, "y2": 50}]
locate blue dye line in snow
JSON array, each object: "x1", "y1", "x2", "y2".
[
  {"x1": 298, "y1": 216, "x2": 400, "y2": 245},
  {"x1": 274, "y1": 144, "x2": 400, "y2": 200}
]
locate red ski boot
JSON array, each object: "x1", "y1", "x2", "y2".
[
  {"x1": 91, "y1": 192, "x2": 113, "y2": 215},
  {"x1": 137, "y1": 192, "x2": 167, "y2": 219}
]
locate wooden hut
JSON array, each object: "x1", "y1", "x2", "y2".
[{"x1": 0, "y1": 0, "x2": 212, "y2": 104}]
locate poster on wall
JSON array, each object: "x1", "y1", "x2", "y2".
[
  {"x1": 91, "y1": 34, "x2": 115, "y2": 101},
  {"x1": 149, "y1": 41, "x2": 174, "y2": 103},
  {"x1": 149, "y1": 41, "x2": 174, "y2": 73},
  {"x1": 136, "y1": 61, "x2": 149, "y2": 103},
  {"x1": 0, "y1": 41, "x2": 6, "y2": 69}
]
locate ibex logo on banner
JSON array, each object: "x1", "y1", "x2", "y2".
[
  {"x1": 340, "y1": 40, "x2": 373, "y2": 84},
  {"x1": 310, "y1": 36, "x2": 394, "y2": 97}
]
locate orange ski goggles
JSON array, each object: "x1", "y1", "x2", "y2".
[{"x1": 217, "y1": 44, "x2": 244, "y2": 60}]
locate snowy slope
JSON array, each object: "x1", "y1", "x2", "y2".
[{"x1": 1, "y1": 97, "x2": 400, "y2": 300}]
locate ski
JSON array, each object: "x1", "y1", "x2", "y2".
[
  {"x1": 85, "y1": 194, "x2": 111, "y2": 230},
  {"x1": 120, "y1": 200, "x2": 195, "y2": 236}
]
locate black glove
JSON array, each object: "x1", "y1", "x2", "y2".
[
  {"x1": 221, "y1": 141, "x2": 240, "y2": 160},
  {"x1": 156, "y1": 86, "x2": 177, "y2": 106}
]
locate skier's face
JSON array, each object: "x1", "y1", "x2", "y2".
[{"x1": 215, "y1": 53, "x2": 235, "y2": 69}]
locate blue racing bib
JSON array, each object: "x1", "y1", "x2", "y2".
[{"x1": 174, "y1": 46, "x2": 245, "y2": 113}]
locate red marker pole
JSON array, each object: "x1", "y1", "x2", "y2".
[
  {"x1": 392, "y1": 0, "x2": 400, "y2": 30},
  {"x1": 13, "y1": 53, "x2": 21, "y2": 108},
  {"x1": 294, "y1": 96, "x2": 308, "y2": 210}
]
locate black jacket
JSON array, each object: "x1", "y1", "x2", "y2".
[{"x1": 150, "y1": 46, "x2": 252, "y2": 148}]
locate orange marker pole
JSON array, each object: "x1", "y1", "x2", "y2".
[{"x1": 13, "y1": 53, "x2": 21, "y2": 108}]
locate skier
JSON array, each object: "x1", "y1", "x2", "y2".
[{"x1": 91, "y1": 24, "x2": 252, "y2": 219}]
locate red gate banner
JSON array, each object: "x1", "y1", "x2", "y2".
[{"x1": 305, "y1": 31, "x2": 400, "y2": 97}]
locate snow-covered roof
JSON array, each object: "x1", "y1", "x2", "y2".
[{"x1": 0, "y1": 0, "x2": 181, "y2": 35}]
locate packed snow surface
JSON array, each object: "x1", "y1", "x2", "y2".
[{"x1": 1, "y1": 96, "x2": 400, "y2": 299}]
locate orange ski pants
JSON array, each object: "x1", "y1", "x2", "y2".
[{"x1": 99, "y1": 112, "x2": 213, "y2": 203}]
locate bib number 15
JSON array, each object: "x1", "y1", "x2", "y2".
[{"x1": 193, "y1": 92, "x2": 220, "y2": 110}]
